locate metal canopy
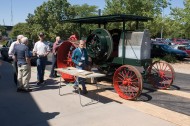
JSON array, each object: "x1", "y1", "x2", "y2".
[{"x1": 64, "y1": 14, "x2": 153, "y2": 24}]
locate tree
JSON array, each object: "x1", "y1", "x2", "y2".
[
  {"x1": 70, "y1": 4, "x2": 98, "y2": 18},
  {"x1": 170, "y1": 0, "x2": 190, "y2": 38},
  {"x1": 0, "y1": 25, "x2": 7, "y2": 38},
  {"x1": 104, "y1": 0, "x2": 170, "y2": 17},
  {"x1": 25, "y1": 0, "x2": 98, "y2": 41},
  {"x1": 103, "y1": 0, "x2": 171, "y2": 37},
  {"x1": 26, "y1": 0, "x2": 72, "y2": 41},
  {"x1": 9, "y1": 23, "x2": 30, "y2": 39}
]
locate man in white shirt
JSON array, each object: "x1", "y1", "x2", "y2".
[
  {"x1": 8, "y1": 35, "x2": 24, "y2": 57},
  {"x1": 8, "y1": 35, "x2": 24, "y2": 85},
  {"x1": 33, "y1": 32, "x2": 50, "y2": 85}
]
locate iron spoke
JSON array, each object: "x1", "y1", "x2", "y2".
[{"x1": 118, "y1": 72, "x2": 125, "y2": 79}]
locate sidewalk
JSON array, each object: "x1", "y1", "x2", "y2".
[{"x1": 0, "y1": 61, "x2": 178, "y2": 126}]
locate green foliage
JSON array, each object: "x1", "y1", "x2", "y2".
[
  {"x1": 71, "y1": 4, "x2": 98, "y2": 18},
  {"x1": 0, "y1": 25, "x2": 7, "y2": 36},
  {"x1": 102, "y1": 0, "x2": 190, "y2": 39},
  {"x1": 153, "y1": 54, "x2": 177, "y2": 63},
  {"x1": 23, "y1": 0, "x2": 98, "y2": 41},
  {"x1": 169, "y1": 0, "x2": 190, "y2": 38},
  {"x1": 9, "y1": 23, "x2": 30, "y2": 39},
  {"x1": 103, "y1": 0, "x2": 172, "y2": 34},
  {"x1": 104, "y1": 0, "x2": 170, "y2": 16},
  {"x1": 25, "y1": 0, "x2": 71, "y2": 40},
  {"x1": 162, "y1": 54, "x2": 177, "y2": 63}
]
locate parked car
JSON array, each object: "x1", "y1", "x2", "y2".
[
  {"x1": 47, "y1": 41, "x2": 53, "y2": 51},
  {"x1": 172, "y1": 38, "x2": 190, "y2": 45},
  {"x1": 0, "y1": 39, "x2": 16, "y2": 62},
  {"x1": 165, "y1": 38, "x2": 173, "y2": 45},
  {"x1": 151, "y1": 43, "x2": 188, "y2": 59},
  {"x1": 172, "y1": 45, "x2": 190, "y2": 57},
  {"x1": 0, "y1": 39, "x2": 37, "y2": 65}
]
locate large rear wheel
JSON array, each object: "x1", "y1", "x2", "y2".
[{"x1": 57, "y1": 41, "x2": 76, "y2": 82}]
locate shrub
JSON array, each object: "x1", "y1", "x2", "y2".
[
  {"x1": 152, "y1": 55, "x2": 178, "y2": 63},
  {"x1": 162, "y1": 54, "x2": 177, "y2": 63}
]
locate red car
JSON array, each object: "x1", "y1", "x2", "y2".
[
  {"x1": 183, "y1": 46, "x2": 190, "y2": 57},
  {"x1": 174, "y1": 45, "x2": 190, "y2": 57},
  {"x1": 173, "y1": 38, "x2": 189, "y2": 45}
]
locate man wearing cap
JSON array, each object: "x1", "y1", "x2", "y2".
[
  {"x1": 8, "y1": 35, "x2": 24, "y2": 85},
  {"x1": 33, "y1": 32, "x2": 50, "y2": 85},
  {"x1": 13, "y1": 37, "x2": 32, "y2": 92},
  {"x1": 69, "y1": 32, "x2": 79, "y2": 41}
]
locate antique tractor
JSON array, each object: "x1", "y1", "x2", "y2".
[{"x1": 57, "y1": 14, "x2": 175, "y2": 100}]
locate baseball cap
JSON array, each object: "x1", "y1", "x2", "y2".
[
  {"x1": 38, "y1": 32, "x2": 45, "y2": 36},
  {"x1": 17, "y1": 35, "x2": 24, "y2": 40}
]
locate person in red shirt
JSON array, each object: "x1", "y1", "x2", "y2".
[
  {"x1": 69, "y1": 32, "x2": 79, "y2": 41},
  {"x1": 49, "y1": 36, "x2": 62, "y2": 78}
]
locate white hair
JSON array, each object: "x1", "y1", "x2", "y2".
[
  {"x1": 21, "y1": 37, "x2": 28, "y2": 44},
  {"x1": 17, "y1": 35, "x2": 24, "y2": 40},
  {"x1": 79, "y1": 40, "x2": 85, "y2": 44},
  {"x1": 56, "y1": 36, "x2": 60, "y2": 41}
]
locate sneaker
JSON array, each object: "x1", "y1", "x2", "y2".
[
  {"x1": 23, "y1": 88, "x2": 33, "y2": 92},
  {"x1": 49, "y1": 75, "x2": 59, "y2": 78},
  {"x1": 17, "y1": 88, "x2": 32, "y2": 92},
  {"x1": 41, "y1": 80, "x2": 45, "y2": 84},
  {"x1": 73, "y1": 85, "x2": 80, "y2": 90},
  {"x1": 36, "y1": 81, "x2": 41, "y2": 85},
  {"x1": 36, "y1": 80, "x2": 45, "y2": 85},
  {"x1": 55, "y1": 75, "x2": 59, "y2": 77},
  {"x1": 82, "y1": 88, "x2": 88, "y2": 94},
  {"x1": 17, "y1": 88, "x2": 24, "y2": 92},
  {"x1": 49, "y1": 75, "x2": 55, "y2": 78}
]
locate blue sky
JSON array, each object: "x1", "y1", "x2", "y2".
[{"x1": 0, "y1": 0, "x2": 184, "y2": 26}]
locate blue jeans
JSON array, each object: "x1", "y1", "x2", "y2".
[
  {"x1": 36, "y1": 57, "x2": 47, "y2": 82},
  {"x1": 49, "y1": 54, "x2": 57, "y2": 77},
  {"x1": 74, "y1": 65, "x2": 86, "y2": 89}
]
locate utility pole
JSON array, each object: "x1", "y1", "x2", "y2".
[
  {"x1": 161, "y1": 6, "x2": 164, "y2": 39},
  {"x1": 161, "y1": 27, "x2": 163, "y2": 39},
  {"x1": 3, "y1": 19, "x2": 5, "y2": 26},
  {"x1": 10, "y1": 0, "x2": 14, "y2": 26}
]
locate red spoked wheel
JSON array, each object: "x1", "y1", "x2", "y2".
[
  {"x1": 57, "y1": 41, "x2": 76, "y2": 82},
  {"x1": 113, "y1": 65, "x2": 143, "y2": 100},
  {"x1": 147, "y1": 61, "x2": 175, "y2": 89}
]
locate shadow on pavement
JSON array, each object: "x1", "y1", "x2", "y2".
[
  {"x1": 172, "y1": 72, "x2": 190, "y2": 93},
  {"x1": 0, "y1": 61, "x2": 59, "y2": 126},
  {"x1": 30, "y1": 79, "x2": 60, "y2": 92},
  {"x1": 79, "y1": 88, "x2": 122, "y2": 104},
  {"x1": 97, "y1": 76, "x2": 153, "y2": 102}
]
